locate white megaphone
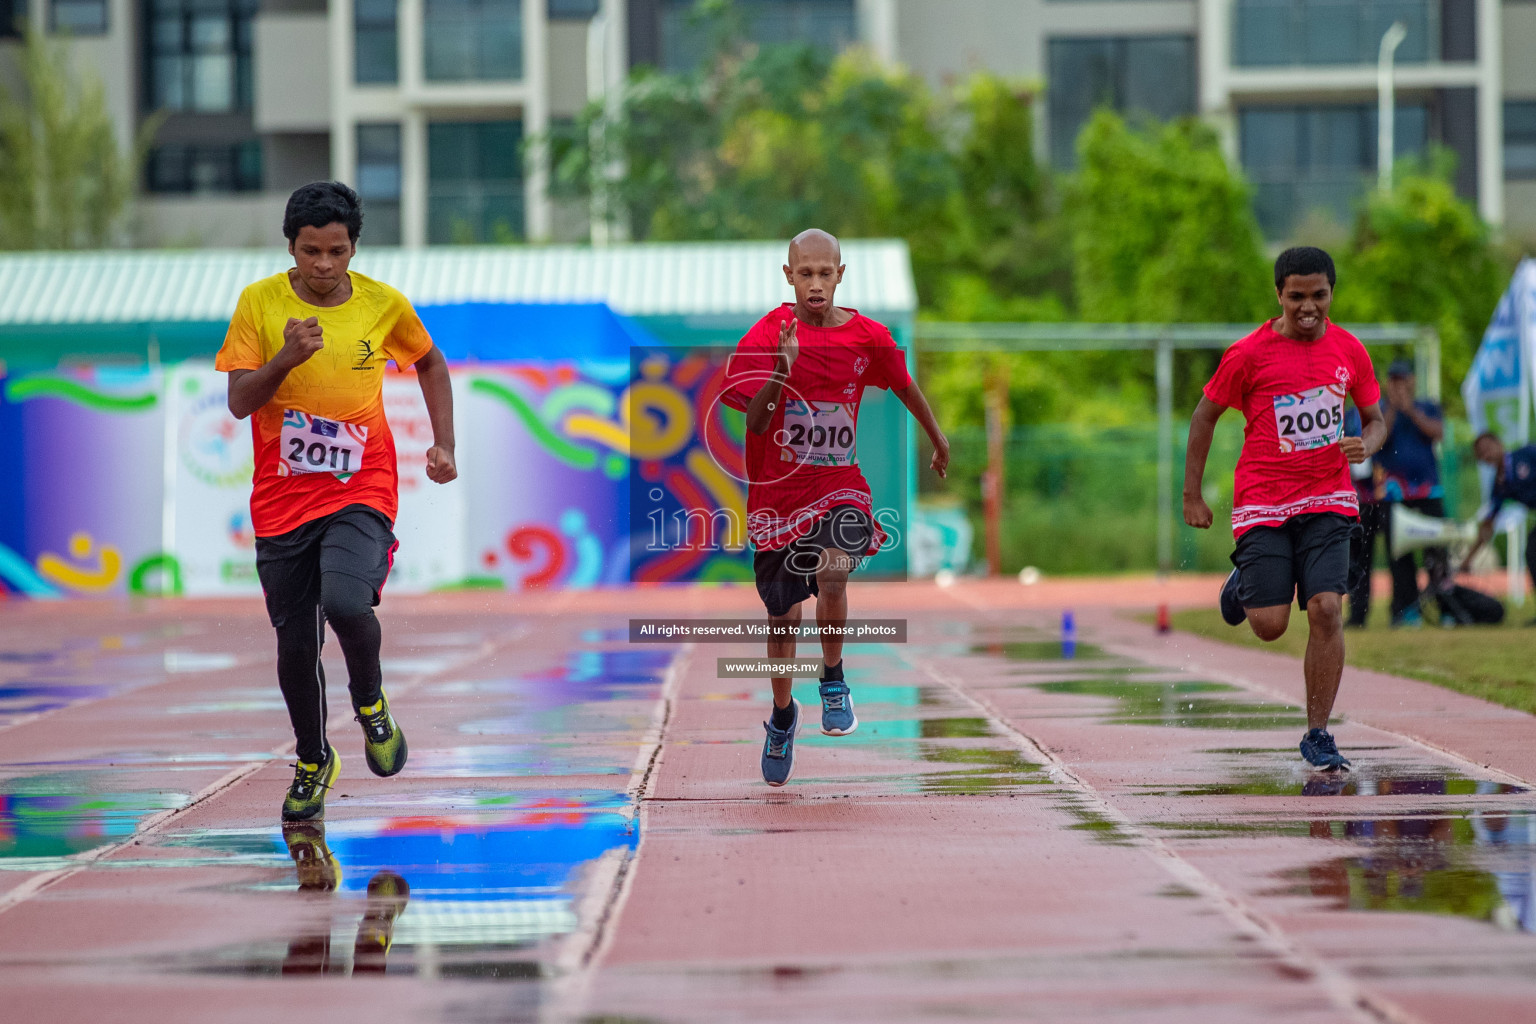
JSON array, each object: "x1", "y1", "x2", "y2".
[{"x1": 1389, "y1": 504, "x2": 1479, "y2": 560}]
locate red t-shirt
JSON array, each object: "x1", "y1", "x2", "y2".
[
  {"x1": 720, "y1": 305, "x2": 911, "y2": 552},
  {"x1": 1203, "y1": 320, "x2": 1381, "y2": 537}
]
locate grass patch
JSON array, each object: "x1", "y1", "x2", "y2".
[{"x1": 1167, "y1": 604, "x2": 1536, "y2": 716}]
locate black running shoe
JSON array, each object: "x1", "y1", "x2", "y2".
[
  {"x1": 1220, "y1": 568, "x2": 1245, "y2": 626},
  {"x1": 1299, "y1": 728, "x2": 1351, "y2": 770}
]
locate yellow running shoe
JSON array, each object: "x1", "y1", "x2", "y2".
[
  {"x1": 281, "y1": 745, "x2": 341, "y2": 822},
  {"x1": 282, "y1": 821, "x2": 341, "y2": 892},
  {"x1": 354, "y1": 691, "x2": 408, "y2": 778}
]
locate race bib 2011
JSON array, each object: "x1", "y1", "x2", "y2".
[
  {"x1": 278, "y1": 410, "x2": 368, "y2": 480},
  {"x1": 777, "y1": 399, "x2": 858, "y2": 466},
  {"x1": 1273, "y1": 385, "x2": 1345, "y2": 453}
]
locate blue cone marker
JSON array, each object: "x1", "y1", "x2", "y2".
[{"x1": 1061, "y1": 609, "x2": 1076, "y2": 659}]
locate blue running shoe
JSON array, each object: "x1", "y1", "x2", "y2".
[
  {"x1": 1299, "y1": 728, "x2": 1351, "y2": 770},
  {"x1": 1220, "y1": 568, "x2": 1245, "y2": 626},
  {"x1": 819, "y1": 678, "x2": 858, "y2": 736},
  {"x1": 761, "y1": 699, "x2": 800, "y2": 787}
]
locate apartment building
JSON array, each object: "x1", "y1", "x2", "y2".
[{"x1": 0, "y1": 0, "x2": 1530, "y2": 247}]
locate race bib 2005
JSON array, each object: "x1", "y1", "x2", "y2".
[
  {"x1": 1273, "y1": 385, "x2": 1345, "y2": 453},
  {"x1": 279, "y1": 410, "x2": 368, "y2": 480},
  {"x1": 778, "y1": 399, "x2": 858, "y2": 466}
]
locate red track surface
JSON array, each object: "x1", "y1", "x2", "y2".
[{"x1": 3, "y1": 577, "x2": 1536, "y2": 1023}]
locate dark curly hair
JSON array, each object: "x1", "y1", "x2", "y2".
[{"x1": 283, "y1": 181, "x2": 363, "y2": 243}]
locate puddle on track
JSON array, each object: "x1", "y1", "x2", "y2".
[
  {"x1": 1027, "y1": 679, "x2": 1308, "y2": 731},
  {"x1": 1, "y1": 775, "x2": 189, "y2": 860},
  {"x1": 1273, "y1": 810, "x2": 1536, "y2": 934},
  {"x1": 149, "y1": 796, "x2": 637, "y2": 980}
]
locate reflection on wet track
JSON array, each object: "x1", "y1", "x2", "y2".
[{"x1": 7, "y1": 605, "x2": 1536, "y2": 1024}]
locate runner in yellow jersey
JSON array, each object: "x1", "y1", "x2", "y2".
[{"x1": 216, "y1": 182, "x2": 457, "y2": 822}]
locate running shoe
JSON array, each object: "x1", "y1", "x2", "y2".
[
  {"x1": 1390, "y1": 606, "x2": 1423, "y2": 629},
  {"x1": 761, "y1": 699, "x2": 801, "y2": 787},
  {"x1": 282, "y1": 821, "x2": 341, "y2": 891},
  {"x1": 818, "y1": 678, "x2": 858, "y2": 736},
  {"x1": 355, "y1": 690, "x2": 408, "y2": 778},
  {"x1": 282, "y1": 745, "x2": 341, "y2": 822},
  {"x1": 1299, "y1": 728, "x2": 1351, "y2": 771},
  {"x1": 1219, "y1": 568, "x2": 1245, "y2": 626},
  {"x1": 353, "y1": 871, "x2": 411, "y2": 974}
]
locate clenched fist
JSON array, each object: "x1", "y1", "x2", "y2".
[
  {"x1": 277, "y1": 317, "x2": 325, "y2": 370},
  {"x1": 426, "y1": 444, "x2": 457, "y2": 484}
]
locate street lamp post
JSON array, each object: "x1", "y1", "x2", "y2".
[{"x1": 1377, "y1": 20, "x2": 1408, "y2": 192}]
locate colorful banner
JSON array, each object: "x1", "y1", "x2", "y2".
[
  {"x1": 0, "y1": 305, "x2": 914, "y2": 598},
  {"x1": 1462, "y1": 259, "x2": 1536, "y2": 442}
]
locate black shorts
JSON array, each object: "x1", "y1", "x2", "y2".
[
  {"x1": 753, "y1": 505, "x2": 874, "y2": 617},
  {"x1": 254, "y1": 504, "x2": 397, "y2": 628},
  {"x1": 1232, "y1": 512, "x2": 1352, "y2": 611}
]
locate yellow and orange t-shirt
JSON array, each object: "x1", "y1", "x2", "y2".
[{"x1": 215, "y1": 270, "x2": 435, "y2": 537}]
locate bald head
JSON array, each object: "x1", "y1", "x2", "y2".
[
  {"x1": 788, "y1": 228, "x2": 841, "y2": 268},
  {"x1": 783, "y1": 228, "x2": 847, "y2": 324}
]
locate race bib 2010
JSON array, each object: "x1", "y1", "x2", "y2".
[
  {"x1": 1273, "y1": 385, "x2": 1345, "y2": 453},
  {"x1": 777, "y1": 399, "x2": 858, "y2": 466},
  {"x1": 279, "y1": 410, "x2": 368, "y2": 480}
]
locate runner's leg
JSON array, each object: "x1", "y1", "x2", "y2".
[
  {"x1": 1295, "y1": 514, "x2": 1352, "y2": 732},
  {"x1": 257, "y1": 522, "x2": 328, "y2": 765},
  {"x1": 768, "y1": 603, "x2": 802, "y2": 712},
  {"x1": 1234, "y1": 524, "x2": 1294, "y2": 642},
  {"x1": 275, "y1": 604, "x2": 328, "y2": 764},
  {"x1": 814, "y1": 547, "x2": 853, "y2": 669},
  {"x1": 1303, "y1": 592, "x2": 1345, "y2": 729},
  {"x1": 317, "y1": 507, "x2": 397, "y2": 708}
]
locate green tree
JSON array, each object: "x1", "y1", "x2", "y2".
[
  {"x1": 0, "y1": 30, "x2": 151, "y2": 249},
  {"x1": 1333, "y1": 156, "x2": 1507, "y2": 400},
  {"x1": 1071, "y1": 111, "x2": 1271, "y2": 324}
]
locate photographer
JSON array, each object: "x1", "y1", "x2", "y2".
[
  {"x1": 1377, "y1": 360, "x2": 1447, "y2": 626},
  {"x1": 1464, "y1": 432, "x2": 1536, "y2": 622}
]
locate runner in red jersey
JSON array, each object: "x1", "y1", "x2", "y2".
[
  {"x1": 721, "y1": 229, "x2": 949, "y2": 786},
  {"x1": 1184, "y1": 247, "x2": 1385, "y2": 771}
]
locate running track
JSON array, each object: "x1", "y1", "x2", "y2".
[{"x1": 3, "y1": 578, "x2": 1536, "y2": 1023}]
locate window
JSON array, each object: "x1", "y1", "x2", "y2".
[
  {"x1": 147, "y1": 0, "x2": 258, "y2": 113},
  {"x1": 52, "y1": 0, "x2": 108, "y2": 33},
  {"x1": 424, "y1": 0, "x2": 522, "y2": 82},
  {"x1": 548, "y1": 0, "x2": 599, "y2": 17},
  {"x1": 1047, "y1": 36, "x2": 1196, "y2": 168},
  {"x1": 147, "y1": 140, "x2": 263, "y2": 193},
  {"x1": 1508, "y1": 102, "x2": 1536, "y2": 180},
  {"x1": 1240, "y1": 103, "x2": 1428, "y2": 236},
  {"x1": 355, "y1": 0, "x2": 398, "y2": 84},
  {"x1": 1233, "y1": 0, "x2": 1437, "y2": 67},
  {"x1": 428, "y1": 120, "x2": 523, "y2": 243},
  {"x1": 357, "y1": 124, "x2": 403, "y2": 244},
  {"x1": 659, "y1": 0, "x2": 856, "y2": 72},
  {"x1": 1, "y1": 0, "x2": 23, "y2": 37}
]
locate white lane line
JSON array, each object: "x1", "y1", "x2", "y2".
[
  {"x1": 906, "y1": 650, "x2": 1426, "y2": 1024},
  {"x1": 550, "y1": 641, "x2": 694, "y2": 1013}
]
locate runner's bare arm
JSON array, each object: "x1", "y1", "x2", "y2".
[
  {"x1": 413, "y1": 345, "x2": 457, "y2": 484},
  {"x1": 892, "y1": 381, "x2": 949, "y2": 479},
  {"x1": 745, "y1": 320, "x2": 799, "y2": 435},
  {"x1": 1342, "y1": 401, "x2": 1386, "y2": 464},
  {"x1": 226, "y1": 317, "x2": 325, "y2": 419},
  {"x1": 1183, "y1": 397, "x2": 1225, "y2": 529}
]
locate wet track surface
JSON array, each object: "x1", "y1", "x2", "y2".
[{"x1": 5, "y1": 583, "x2": 1536, "y2": 1022}]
